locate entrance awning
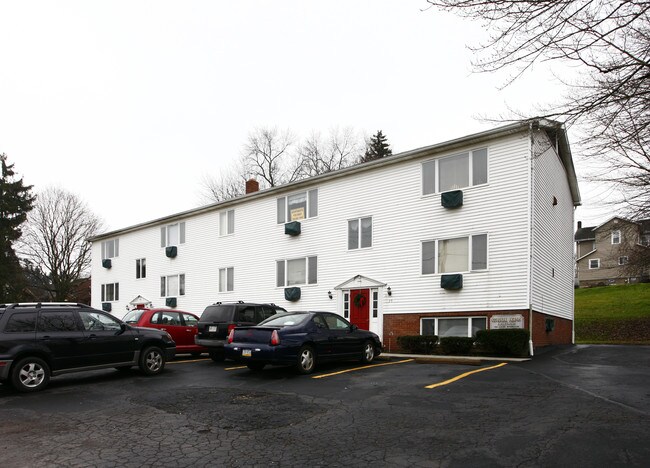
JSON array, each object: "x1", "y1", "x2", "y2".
[{"x1": 334, "y1": 274, "x2": 386, "y2": 290}]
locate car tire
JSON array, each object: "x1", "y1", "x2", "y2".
[
  {"x1": 360, "y1": 341, "x2": 376, "y2": 364},
  {"x1": 247, "y1": 362, "x2": 265, "y2": 371},
  {"x1": 296, "y1": 345, "x2": 316, "y2": 375},
  {"x1": 139, "y1": 346, "x2": 166, "y2": 376},
  {"x1": 209, "y1": 349, "x2": 225, "y2": 362},
  {"x1": 11, "y1": 357, "x2": 51, "y2": 393}
]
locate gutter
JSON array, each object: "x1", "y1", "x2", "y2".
[{"x1": 527, "y1": 122, "x2": 535, "y2": 357}]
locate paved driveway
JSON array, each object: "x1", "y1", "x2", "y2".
[{"x1": 1, "y1": 345, "x2": 649, "y2": 467}]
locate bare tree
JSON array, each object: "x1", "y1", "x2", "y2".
[
  {"x1": 427, "y1": 0, "x2": 650, "y2": 214},
  {"x1": 241, "y1": 127, "x2": 303, "y2": 187},
  {"x1": 20, "y1": 186, "x2": 104, "y2": 301},
  {"x1": 298, "y1": 127, "x2": 363, "y2": 177},
  {"x1": 199, "y1": 161, "x2": 247, "y2": 204}
]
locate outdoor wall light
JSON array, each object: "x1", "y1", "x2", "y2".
[
  {"x1": 387, "y1": 286, "x2": 392, "y2": 296},
  {"x1": 328, "y1": 290, "x2": 333, "y2": 299}
]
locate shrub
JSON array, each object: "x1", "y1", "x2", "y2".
[
  {"x1": 439, "y1": 336, "x2": 474, "y2": 355},
  {"x1": 396, "y1": 335, "x2": 438, "y2": 354},
  {"x1": 475, "y1": 329, "x2": 530, "y2": 357}
]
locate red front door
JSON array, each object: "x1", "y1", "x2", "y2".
[{"x1": 349, "y1": 289, "x2": 370, "y2": 330}]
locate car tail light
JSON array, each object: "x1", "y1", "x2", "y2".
[
  {"x1": 227, "y1": 324, "x2": 236, "y2": 334},
  {"x1": 270, "y1": 330, "x2": 280, "y2": 346},
  {"x1": 227, "y1": 329, "x2": 235, "y2": 344}
]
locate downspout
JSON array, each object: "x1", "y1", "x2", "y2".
[{"x1": 528, "y1": 122, "x2": 535, "y2": 357}]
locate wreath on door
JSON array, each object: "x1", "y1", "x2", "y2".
[{"x1": 353, "y1": 292, "x2": 367, "y2": 308}]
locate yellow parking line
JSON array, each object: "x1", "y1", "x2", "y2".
[
  {"x1": 225, "y1": 365, "x2": 248, "y2": 371},
  {"x1": 312, "y1": 359, "x2": 414, "y2": 379},
  {"x1": 425, "y1": 362, "x2": 507, "y2": 389},
  {"x1": 168, "y1": 358, "x2": 211, "y2": 364}
]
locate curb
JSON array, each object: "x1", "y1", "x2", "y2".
[{"x1": 377, "y1": 352, "x2": 531, "y2": 365}]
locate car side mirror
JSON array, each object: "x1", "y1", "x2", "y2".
[
  {"x1": 119, "y1": 323, "x2": 128, "y2": 334},
  {"x1": 350, "y1": 324, "x2": 358, "y2": 331}
]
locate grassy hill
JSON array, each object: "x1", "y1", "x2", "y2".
[{"x1": 575, "y1": 283, "x2": 650, "y2": 344}]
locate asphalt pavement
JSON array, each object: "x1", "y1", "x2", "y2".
[{"x1": 1, "y1": 344, "x2": 649, "y2": 467}]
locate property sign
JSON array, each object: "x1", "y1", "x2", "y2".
[
  {"x1": 490, "y1": 314, "x2": 524, "y2": 329},
  {"x1": 290, "y1": 207, "x2": 305, "y2": 221}
]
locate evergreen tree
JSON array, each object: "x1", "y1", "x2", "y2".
[
  {"x1": 0, "y1": 153, "x2": 35, "y2": 302},
  {"x1": 360, "y1": 130, "x2": 392, "y2": 163}
]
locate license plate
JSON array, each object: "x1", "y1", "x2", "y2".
[
  {"x1": 208, "y1": 326, "x2": 217, "y2": 332},
  {"x1": 242, "y1": 349, "x2": 252, "y2": 357}
]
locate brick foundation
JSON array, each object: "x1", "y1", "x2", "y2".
[{"x1": 382, "y1": 310, "x2": 573, "y2": 353}]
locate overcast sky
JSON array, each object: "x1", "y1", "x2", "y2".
[{"x1": 1, "y1": 1, "x2": 608, "y2": 231}]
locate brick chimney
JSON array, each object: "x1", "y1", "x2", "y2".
[{"x1": 245, "y1": 179, "x2": 259, "y2": 194}]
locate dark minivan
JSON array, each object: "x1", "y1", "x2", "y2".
[{"x1": 195, "y1": 301, "x2": 286, "y2": 362}]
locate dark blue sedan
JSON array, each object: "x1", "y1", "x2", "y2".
[{"x1": 224, "y1": 311, "x2": 383, "y2": 374}]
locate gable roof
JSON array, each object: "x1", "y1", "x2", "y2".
[
  {"x1": 574, "y1": 226, "x2": 596, "y2": 242},
  {"x1": 90, "y1": 118, "x2": 580, "y2": 242}
]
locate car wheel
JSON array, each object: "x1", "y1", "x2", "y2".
[
  {"x1": 209, "y1": 349, "x2": 225, "y2": 362},
  {"x1": 139, "y1": 346, "x2": 166, "y2": 375},
  {"x1": 11, "y1": 357, "x2": 51, "y2": 393},
  {"x1": 296, "y1": 345, "x2": 316, "y2": 374},
  {"x1": 361, "y1": 341, "x2": 376, "y2": 364},
  {"x1": 247, "y1": 362, "x2": 265, "y2": 371}
]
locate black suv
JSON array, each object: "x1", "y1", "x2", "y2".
[
  {"x1": 195, "y1": 301, "x2": 286, "y2": 362},
  {"x1": 0, "y1": 303, "x2": 176, "y2": 392}
]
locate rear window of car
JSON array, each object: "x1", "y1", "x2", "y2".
[
  {"x1": 201, "y1": 305, "x2": 235, "y2": 322},
  {"x1": 123, "y1": 310, "x2": 145, "y2": 324},
  {"x1": 3, "y1": 312, "x2": 38, "y2": 333},
  {"x1": 260, "y1": 313, "x2": 309, "y2": 327}
]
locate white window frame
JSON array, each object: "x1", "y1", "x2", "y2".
[
  {"x1": 348, "y1": 216, "x2": 373, "y2": 250},
  {"x1": 420, "y1": 316, "x2": 487, "y2": 338},
  {"x1": 421, "y1": 148, "x2": 488, "y2": 195},
  {"x1": 343, "y1": 292, "x2": 350, "y2": 319},
  {"x1": 219, "y1": 267, "x2": 234, "y2": 292},
  {"x1": 421, "y1": 234, "x2": 488, "y2": 275},
  {"x1": 136, "y1": 258, "x2": 146, "y2": 279},
  {"x1": 219, "y1": 210, "x2": 235, "y2": 236},
  {"x1": 611, "y1": 230, "x2": 621, "y2": 244},
  {"x1": 276, "y1": 188, "x2": 318, "y2": 224},
  {"x1": 101, "y1": 239, "x2": 119, "y2": 260},
  {"x1": 276, "y1": 256, "x2": 318, "y2": 287},
  {"x1": 161, "y1": 222, "x2": 186, "y2": 248},
  {"x1": 371, "y1": 290, "x2": 379, "y2": 318},
  {"x1": 618, "y1": 256, "x2": 629, "y2": 266},
  {"x1": 101, "y1": 283, "x2": 120, "y2": 302},
  {"x1": 589, "y1": 258, "x2": 600, "y2": 269},
  {"x1": 160, "y1": 274, "x2": 186, "y2": 297}
]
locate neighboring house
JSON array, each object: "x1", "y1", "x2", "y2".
[
  {"x1": 89, "y1": 119, "x2": 580, "y2": 351},
  {"x1": 575, "y1": 217, "x2": 650, "y2": 287}
]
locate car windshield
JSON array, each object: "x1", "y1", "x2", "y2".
[
  {"x1": 201, "y1": 305, "x2": 235, "y2": 322},
  {"x1": 259, "y1": 313, "x2": 309, "y2": 327},
  {"x1": 123, "y1": 310, "x2": 145, "y2": 324}
]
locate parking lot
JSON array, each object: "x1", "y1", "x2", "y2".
[{"x1": 1, "y1": 344, "x2": 649, "y2": 467}]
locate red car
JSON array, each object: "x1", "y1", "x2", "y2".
[{"x1": 123, "y1": 308, "x2": 207, "y2": 356}]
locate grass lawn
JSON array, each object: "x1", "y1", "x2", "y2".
[{"x1": 575, "y1": 283, "x2": 650, "y2": 344}]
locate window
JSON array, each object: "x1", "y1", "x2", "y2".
[
  {"x1": 153, "y1": 311, "x2": 182, "y2": 326},
  {"x1": 101, "y1": 283, "x2": 120, "y2": 302},
  {"x1": 79, "y1": 311, "x2": 121, "y2": 331},
  {"x1": 421, "y1": 317, "x2": 487, "y2": 337},
  {"x1": 612, "y1": 230, "x2": 621, "y2": 244},
  {"x1": 38, "y1": 311, "x2": 81, "y2": 332},
  {"x1": 219, "y1": 210, "x2": 235, "y2": 236},
  {"x1": 161, "y1": 222, "x2": 186, "y2": 248},
  {"x1": 421, "y1": 234, "x2": 488, "y2": 274},
  {"x1": 348, "y1": 217, "x2": 372, "y2": 249},
  {"x1": 641, "y1": 234, "x2": 650, "y2": 246},
  {"x1": 182, "y1": 313, "x2": 198, "y2": 327},
  {"x1": 277, "y1": 189, "x2": 318, "y2": 223},
  {"x1": 343, "y1": 292, "x2": 350, "y2": 319},
  {"x1": 101, "y1": 239, "x2": 119, "y2": 259},
  {"x1": 618, "y1": 256, "x2": 629, "y2": 266},
  {"x1": 422, "y1": 148, "x2": 488, "y2": 195},
  {"x1": 160, "y1": 274, "x2": 185, "y2": 297},
  {"x1": 219, "y1": 267, "x2": 234, "y2": 292},
  {"x1": 589, "y1": 258, "x2": 600, "y2": 269},
  {"x1": 372, "y1": 291, "x2": 378, "y2": 318},
  {"x1": 136, "y1": 258, "x2": 146, "y2": 279},
  {"x1": 4, "y1": 312, "x2": 37, "y2": 333},
  {"x1": 276, "y1": 256, "x2": 318, "y2": 286}
]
